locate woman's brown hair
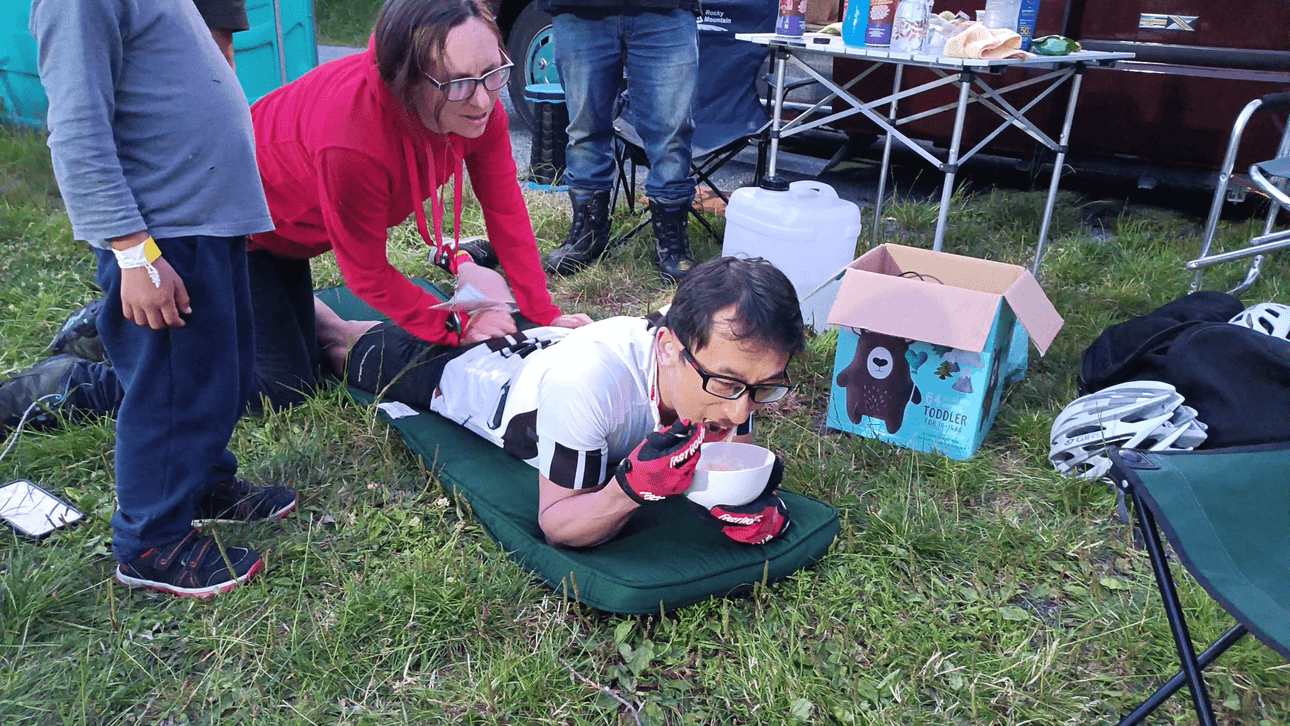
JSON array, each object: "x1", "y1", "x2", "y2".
[{"x1": 373, "y1": 0, "x2": 504, "y2": 113}]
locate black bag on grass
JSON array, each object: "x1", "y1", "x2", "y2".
[
  {"x1": 1162, "y1": 323, "x2": 1290, "y2": 448},
  {"x1": 1079, "y1": 291, "x2": 1290, "y2": 448},
  {"x1": 1078, "y1": 291, "x2": 1244, "y2": 394}
]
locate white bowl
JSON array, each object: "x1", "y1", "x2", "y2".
[{"x1": 685, "y1": 442, "x2": 775, "y2": 509}]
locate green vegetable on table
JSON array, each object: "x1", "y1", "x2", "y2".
[{"x1": 1031, "y1": 35, "x2": 1081, "y2": 56}]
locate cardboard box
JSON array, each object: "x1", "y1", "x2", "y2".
[{"x1": 824, "y1": 244, "x2": 1063, "y2": 460}]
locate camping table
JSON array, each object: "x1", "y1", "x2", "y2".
[{"x1": 736, "y1": 33, "x2": 1133, "y2": 273}]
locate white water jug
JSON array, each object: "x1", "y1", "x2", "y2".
[{"x1": 722, "y1": 179, "x2": 863, "y2": 332}]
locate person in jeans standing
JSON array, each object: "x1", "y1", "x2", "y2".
[
  {"x1": 193, "y1": 0, "x2": 249, "y2": 70},
  {"x1": 539, "y1": 0, "x2": 700, "y2": 283},
  {"x1": 29, "y1": 0, "x2": 297, "y2": 597}
]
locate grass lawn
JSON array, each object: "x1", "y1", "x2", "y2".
[
  {"x1": 315, "y1": 0, "x2": 384, "y2": 47},
  {"x1": 2, "y1": 120, "x2": 1288, "y2": 725}
]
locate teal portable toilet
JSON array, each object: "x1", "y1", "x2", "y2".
[
  {"x1": 236, "y1": 0, "x2": 320, "y2": 104},
  {"x1": 0, "y1": 0, "x2": 45, "y2": 127},
  {"x1": 0, "y1": 0, "x2": 318, "y2": 128}
]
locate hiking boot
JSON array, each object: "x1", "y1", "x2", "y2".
[
  {"x1": 650, "y1": 199, "x2": 696, "y2": 284},
  {"x1": 116, "y1": 529, "x2": 263, "y2": 598},
  {"x1": 543, "y1": 189, "x2": 611, "y2": 276},
  {"x1": 49, "y1": 298, "x2": 107, "y2": 362},
  {"x1": 429, "y1": 237, "x2": 500, "y2": 272},
  {"x1": 0, "y1": 354, "x2": 87, "y2": 432},
  {"x1": 192, "y1": 477, "x2": 298, "y2": 526}
]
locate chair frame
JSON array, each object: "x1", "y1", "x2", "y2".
[
  {"x1": 608, "y1": 128, "x2": 767, "y2": 251},
  {"x1": 1188, "y1": 92, "x2": 1290, "y2": 294},
  {"x1": 1110, "y1": 450, "x2": 1252, "y2": 726}
]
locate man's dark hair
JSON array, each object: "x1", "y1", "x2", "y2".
[{"x1": 664, "y1": 257, "x2": 806, "y2": 359}]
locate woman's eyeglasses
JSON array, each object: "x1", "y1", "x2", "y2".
[
  {"x1": 423, "y1": 52, "x2": 514, "y2": 102},
  {"x1": 680, "y1": 347, "x2": 792, "y2": 404}
]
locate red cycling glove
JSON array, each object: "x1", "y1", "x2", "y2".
[
  {"x1": 614, "y1": 420, "x2": 706, "y2": 505},
  {"x1": 688, "y1": 456, "x2": 792, "y2": 545}
]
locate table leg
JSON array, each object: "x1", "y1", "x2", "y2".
[
  {"x1": 933, "y1": 71, "x2": 973, "y2": 252},
  {"x1": 873, "y1": 63, "x2": 903, "y2": 245},
  {"x1": 767, "y1": 47, "x2": 789, "y2": 179},
  {"x1": 1032, "y1": 66, "x2": 1085, "y2": 275}
]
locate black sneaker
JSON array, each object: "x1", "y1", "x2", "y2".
[
  {"x1": 49, "y1": 298, "x2": 107, "y2": 362},
  {"x1": 0, "y1": 354, "x2": 86, "y2": 432},
  {"x1": 115, "y1": 529, "x2": 263, "y2": 598},
  {"x1": 429, "y1": 237, "x2": 499, "y2": 272},
  {"x1": 192, "y1": 478, "x2": 298, "y2": 526},
  {"x1": 458, "y1": 237, "x2": 499, "y2": 269}
]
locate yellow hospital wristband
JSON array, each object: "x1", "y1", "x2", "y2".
[{"x1": 143, "y1": 236, "x2": 162, "y2": 263}]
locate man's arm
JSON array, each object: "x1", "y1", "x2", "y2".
[
  {"x1": 31, "y1": 0, "x2": 146, "y2": 244},
  {"x1": 536, "y1": 421, "x2": 705, "y2": 547},
  {"x1": 537, "y1": 475, "x2": 639, "y2": 548}
]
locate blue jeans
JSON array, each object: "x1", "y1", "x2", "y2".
[
  {"x1": 553, "y1": 9, "x2": 698, "y2": 205},
  {"x1": 95, "y1": 236, "x2": 254, "y2": 563}
]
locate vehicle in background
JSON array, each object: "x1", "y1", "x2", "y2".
[{"x1": 489, "y1": 0, "x2": 559, "y2": 133}]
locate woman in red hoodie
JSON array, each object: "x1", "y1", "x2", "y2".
[{"x1": 246, "y1": 0, "x2": 589, "y2": 409}]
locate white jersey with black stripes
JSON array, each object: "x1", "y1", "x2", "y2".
[
  {"x1": 428, "y1": 316, "x2": 659, "y2": 490},
  {"x1": 428, "y1": 315, "x2": 749, "y2": 490}
]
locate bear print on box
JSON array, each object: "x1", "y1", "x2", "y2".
[{"x1": 836, "y1": 329, "x2": 922, "y2": 433}]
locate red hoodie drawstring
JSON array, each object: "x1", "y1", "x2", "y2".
[
  {"x1": 402, "y1": 136, "x2": 465, "y2": 275},
  {"x1": 404, "y1": 136, "x2": 469, "y2": 338}
]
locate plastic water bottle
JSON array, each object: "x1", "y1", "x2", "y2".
[
  {"x1": 890, "y1": 0, "x2": 930, "y2": 53},
  {"x1": 842, "y1": 0, "x2": 868, "y2": 47},
  {"x1": 982, "y1": 0, "x2": 1022, "y2": 31}
]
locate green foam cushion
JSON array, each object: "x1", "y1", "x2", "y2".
[
  {"x1": 1112, "y1": 444, "x2": 1290, "y2": 660},
  {"x1": 317, "y1": 283, "x2": 841, "y2": 614}
]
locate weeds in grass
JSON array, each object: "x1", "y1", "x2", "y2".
[{"x1": 2, "y1": 120, "x2": 1288, "y2": 724}]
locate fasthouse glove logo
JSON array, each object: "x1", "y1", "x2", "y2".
[
  {"x1": 716, "y1": 513, "x2": 760, "y2": 525},
  {"x1": 668, "y1": 426, "x2": 705, "y2": 468}
]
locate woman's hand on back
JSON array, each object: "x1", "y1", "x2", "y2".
[
  {"x1": 461, "y1": 307, "x2": 518, "y2": 344},
  {"x1": 550, "y1": 313, "x2": 594, "y2": 329}
]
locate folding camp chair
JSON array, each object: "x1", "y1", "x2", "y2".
[
  {"x1": 609, "y1": 0, "x2": 777, "y2": 247},
  {"x1": 1107, "y1": 445, "x2": 1290, "y2": 726},
  {"x1": 1188, "y1": 91, "x2": 1290, "y2": 294}
]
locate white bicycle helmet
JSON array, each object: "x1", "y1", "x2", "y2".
[
  {"x1": 1049, "y1": 381, "x2": 1208, "y2": 480},
  {"x1": 1229, "y1": 302, "x2": 1290, "y2": 340}
]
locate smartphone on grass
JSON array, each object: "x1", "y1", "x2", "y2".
[{"x1": 0, "y1": 480, "x2": 83, "y2": 539}]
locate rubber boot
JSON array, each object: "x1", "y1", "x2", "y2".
[
  {"x1": 650, "y1": 199, "x2": 696, "y2": 284},
  {"x1": 543, "y1": 189, "x2": 611, "y2": 276}
]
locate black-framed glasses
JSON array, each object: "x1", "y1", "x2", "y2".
[
  {"x1": 423, "y1": 52, "x2": 514, "y2": 102},
  {"x1": 680, "y1": 347, "x2": 792, "y2": 404}
]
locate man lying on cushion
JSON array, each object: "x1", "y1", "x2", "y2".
[{"x1": 319, "y1": 256, "x2": 805, "y2": 548}]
